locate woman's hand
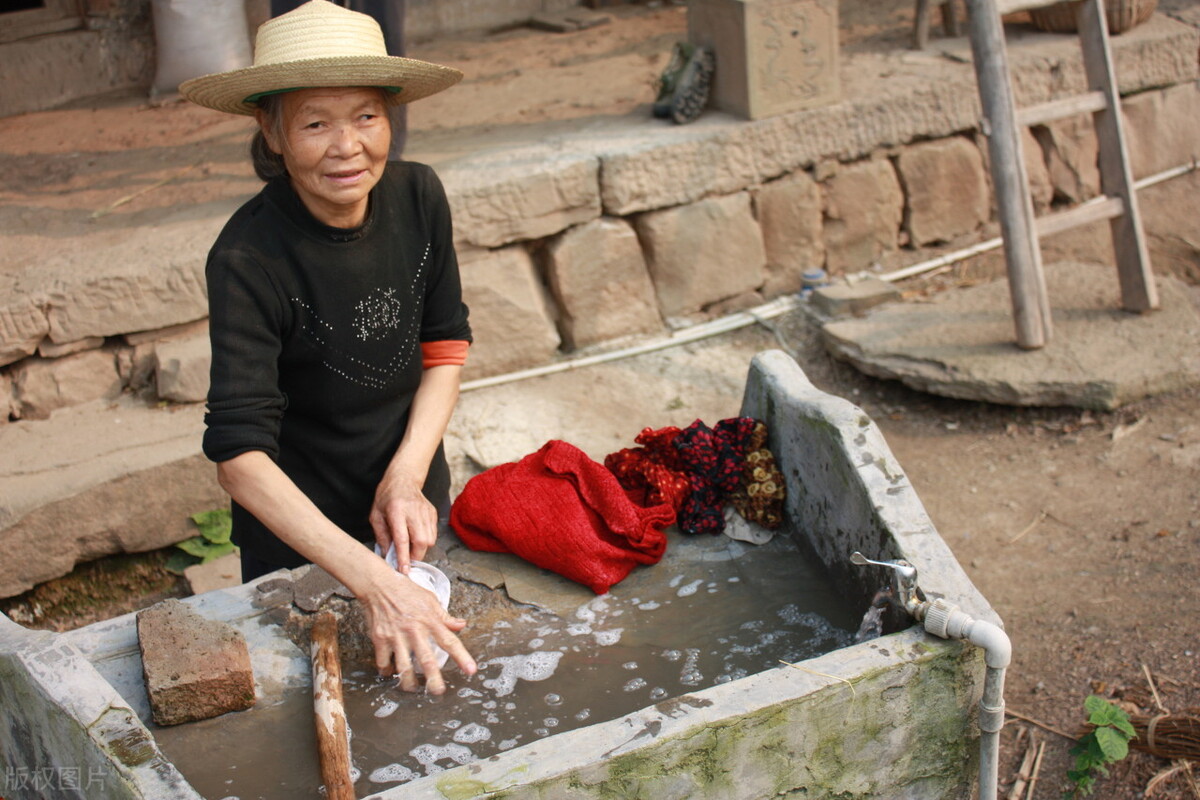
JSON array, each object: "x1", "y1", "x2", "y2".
[
  {"x1": 359, "y1": 570, "x2": 477, "y2": 694},
  {"x1": 370, "y1": 471, "x2": 438, "y2": 574}
]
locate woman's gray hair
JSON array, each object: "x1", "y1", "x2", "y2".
[{"x1": 250, "y1": 93, "x2": 288, "y2": 181}]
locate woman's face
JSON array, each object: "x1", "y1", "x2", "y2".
[{"x1": 260, "y1": 87, "x2": 391, "y2": 229}]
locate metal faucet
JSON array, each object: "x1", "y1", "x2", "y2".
[{"x1": 850, "y1": 551, "x2": 924, "y2": 614}]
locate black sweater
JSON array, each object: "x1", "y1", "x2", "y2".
[{"x1": 203, "y1": 162, "x2": 471, "y2": 568}]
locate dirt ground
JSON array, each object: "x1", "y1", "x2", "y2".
[{"x1": 2, "y1": 1, "x2": 1199, "y2": 798}]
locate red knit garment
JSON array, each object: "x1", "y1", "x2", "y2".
[
  {"x1": 449, "y1": 440, "x2": 674, "y2": 594},
  {"x1": 604, "y1": 425, "x2": 691, "y2": 511}
]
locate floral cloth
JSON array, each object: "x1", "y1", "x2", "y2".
[{"x1": 604, "y1": 417, "x2": 787, "y2": 536}]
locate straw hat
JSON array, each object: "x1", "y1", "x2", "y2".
[{"x1": 179, "y1": 0, "x2": 462, "y2": 116}]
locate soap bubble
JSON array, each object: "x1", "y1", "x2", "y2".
[
  {"x1": 369, "y1": 763, "x2": 418, "y2": 783},
  {"x1": 373, "y1": 700, "x2": 398, "y2": 719},
  {"x1": 529, "y1": 638, "x2": 545, "y2": 648},
  {"x1": 499, "y1": 738, "x2": 519, "y2": 751},
  {"x1": 543, "y1": 717, "x2": 559, "y2": 727},
  {"x1": 623, "y1": 678, "x2": 647, "y2": 692},
  {"x1": 409, "y1": 743, "x2": 474, "y2": 775},
  {"x1": 544, "y1": 693, "x2": 563, "y2": 706},
  {"x1": 662, "y1": 649, "x2": 682, "y2": 662},
  {"x1": 575, "y1": 708, "x2": 591, "y2": 721},
  {"x1": 677, "y1": 579, "x2": 703, "y2": 597},
  {"x1": 680, "y1": 648, "x2": 703, "y2": 687},
  {"x1": 457, "y1": 687, "x2": 483, "y2": 698},
  {"x1": 649, "y1": 687, "x2": 668, "y2": 700},
  {"x1": 481, "y1": 651, "x2": 564, "y2": 697},
  {"x1": 593, "y1": 628, "x2": 623, "y2": 646},
  {"x1": 622, "y1": 661, "x2": 638, "y2": 670},
  {"x1": 453, "y1": 723, "x2": 492, "y2": 744},
  {"x1": 637, "y1": 601, "x2": 661, "y2": 610},
  {"x1": 533, "y1": 727, "x2": 549, "y2": 737},
  {"x1": 444, "y1": 719, "x2": 462, "y2": 729}
]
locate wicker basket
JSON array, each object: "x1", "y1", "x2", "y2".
[{"x1": 1028, "y1": 0, "x2": 1157, "y2": 34}]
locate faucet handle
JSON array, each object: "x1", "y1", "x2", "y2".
[{"x1": 850, "y1": 552, "x2": 917, "y2": 583}]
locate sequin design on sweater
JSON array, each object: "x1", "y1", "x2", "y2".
[{"x1": 291, "y1": 243, "x2": 429, "y2": 390}]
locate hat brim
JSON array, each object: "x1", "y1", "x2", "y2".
[{"x1": 179, "y1": 55, "x2": 463, "y2": 116}]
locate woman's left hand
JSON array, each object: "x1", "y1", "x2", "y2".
[{"x1": 370, "y1": 471, "x2": 438, "y2": 574}]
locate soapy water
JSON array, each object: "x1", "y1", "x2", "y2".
[{"x1": 155, "y1": 531, "x2": 858, "y2": 799}]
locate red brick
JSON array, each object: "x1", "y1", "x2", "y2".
[{"x1": 137, "y1": 599, "x2": 255, "y2": 726}]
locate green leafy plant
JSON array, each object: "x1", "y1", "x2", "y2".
[
  {"x1": 1064, "y1": 695, "x2": 1137, "y2": 798},
  {"x1": 166, "y1": 509, "x2": 237, "y2": 575}
]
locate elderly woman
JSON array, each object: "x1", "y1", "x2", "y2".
[{"x1": 180, "y1": 0, "x2": 475, "y2": 693}]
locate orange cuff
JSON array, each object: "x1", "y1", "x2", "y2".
[{"x1": 421, "y1": 340, "x2": 470, "y2": 368}]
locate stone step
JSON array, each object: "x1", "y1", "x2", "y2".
[{"x1": 0, "y1": 395, "x2": 221, "y2": 598}]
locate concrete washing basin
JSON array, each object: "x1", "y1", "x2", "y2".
[{"x1": 0, "y1": 351, "x2": 999, "y2": 800}]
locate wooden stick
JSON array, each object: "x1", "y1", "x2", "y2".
[
  {"x1": 1025, "y1": 740, "x2": 1046, "y2": 800},
  {"x1": 312, "y1": 611, "x2": 355, "y2": 800},
  {"x1": 1006, "y1": 510, "x2": 1046, "y2": 545},
  {"x1": 89, "y1": 162, "x2": 198, "y2": 220},
  {"x1": 1006, "y1": 708, "x2": 1077, "y2": 741},
  {"x1": 1143, "y1": 663, "x2": 1168, "y2": 713},
  {"x1": 1006, "y1": 733, "x2": 1037, "y2": 800}
]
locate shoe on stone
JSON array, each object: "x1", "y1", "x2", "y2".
[{"x1": 669, "y1": 44, "x2": 715, "y2": 125}]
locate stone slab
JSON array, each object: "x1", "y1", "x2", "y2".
[
  {"x1": 1122, "y1": 80, "x2": 1200, "y2": 181},
  {"x1": 0, "y1": 396, "x2": 221, "y2": 598},
  {"x1": 755, "y1": 169, "x2": 824, "y2": 295},
  {"x1": 528, "y1": 8, "x2": 611, "y2": 32},
  {"x1": 0, "y1": 210, "x2": 224, "y2": 367},
  {"x1": 154, "y1": 334, "x2": 211, "y2": 403},
  {"x1": 290, "y1": 563, "x2": 349, "y2": 613},
  {"x1": 544, "y1": 217, "x2": 663, "y2": 349},
  {"x1": 810, "y1": 277, "x2": 902, "y2": 318},
  {"x1": 457, "y1": 245, "x2": 562, "y2": 379},
  {"x1": 438, "y1": 149, "x2": 601, "y2": 250},
  {"x1": 449, "y1": 549, "x2": 507, "y2": 590},
  {"x1": 821, "y1": 261, "x2": 1200, "y2": 410},
  {"x1": 184, "y1": 553, "x2": 242, "y2": 596},
  {"x1": 895, "y1": 137, "x2": 989, "y2": 246},
  {"x1": 10, "y1": 348, "x2": 122, "y2": 420},
  {"x1": 136, "y1": 598, "x2": 255, "y2": 726},
  {"x1": 822, "y1": 158, "x2": 904, "y2": 274},
  {"x1": 635, "y1": 191, "x2": 766, "y2": 317},
  {"x1": 38, "y1": 335, "x2": 106, "y2": 359}
]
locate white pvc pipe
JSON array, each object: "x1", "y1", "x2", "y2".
[
  {"x1": 920, "y1": 598, "x2": 1013, "y2": 800},
  {"x1": 461, "y1": 295, "x2": 799, "y2": 392}
]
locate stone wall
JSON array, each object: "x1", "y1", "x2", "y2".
[{"x1": 3, "y1": 75, "x2": 1196, "y2": 423}]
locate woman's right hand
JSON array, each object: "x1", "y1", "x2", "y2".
[{"x1": 358, "y1": 569, "x2": 477, "y2": 694}]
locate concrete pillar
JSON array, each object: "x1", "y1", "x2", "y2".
[{"x1": 688, "y1": 0, "x2": 839, "y2": 121}]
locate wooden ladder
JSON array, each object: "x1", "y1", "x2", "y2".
[{"x1": 967, "y1": 0, "x2": 1158, "y2": 349}]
